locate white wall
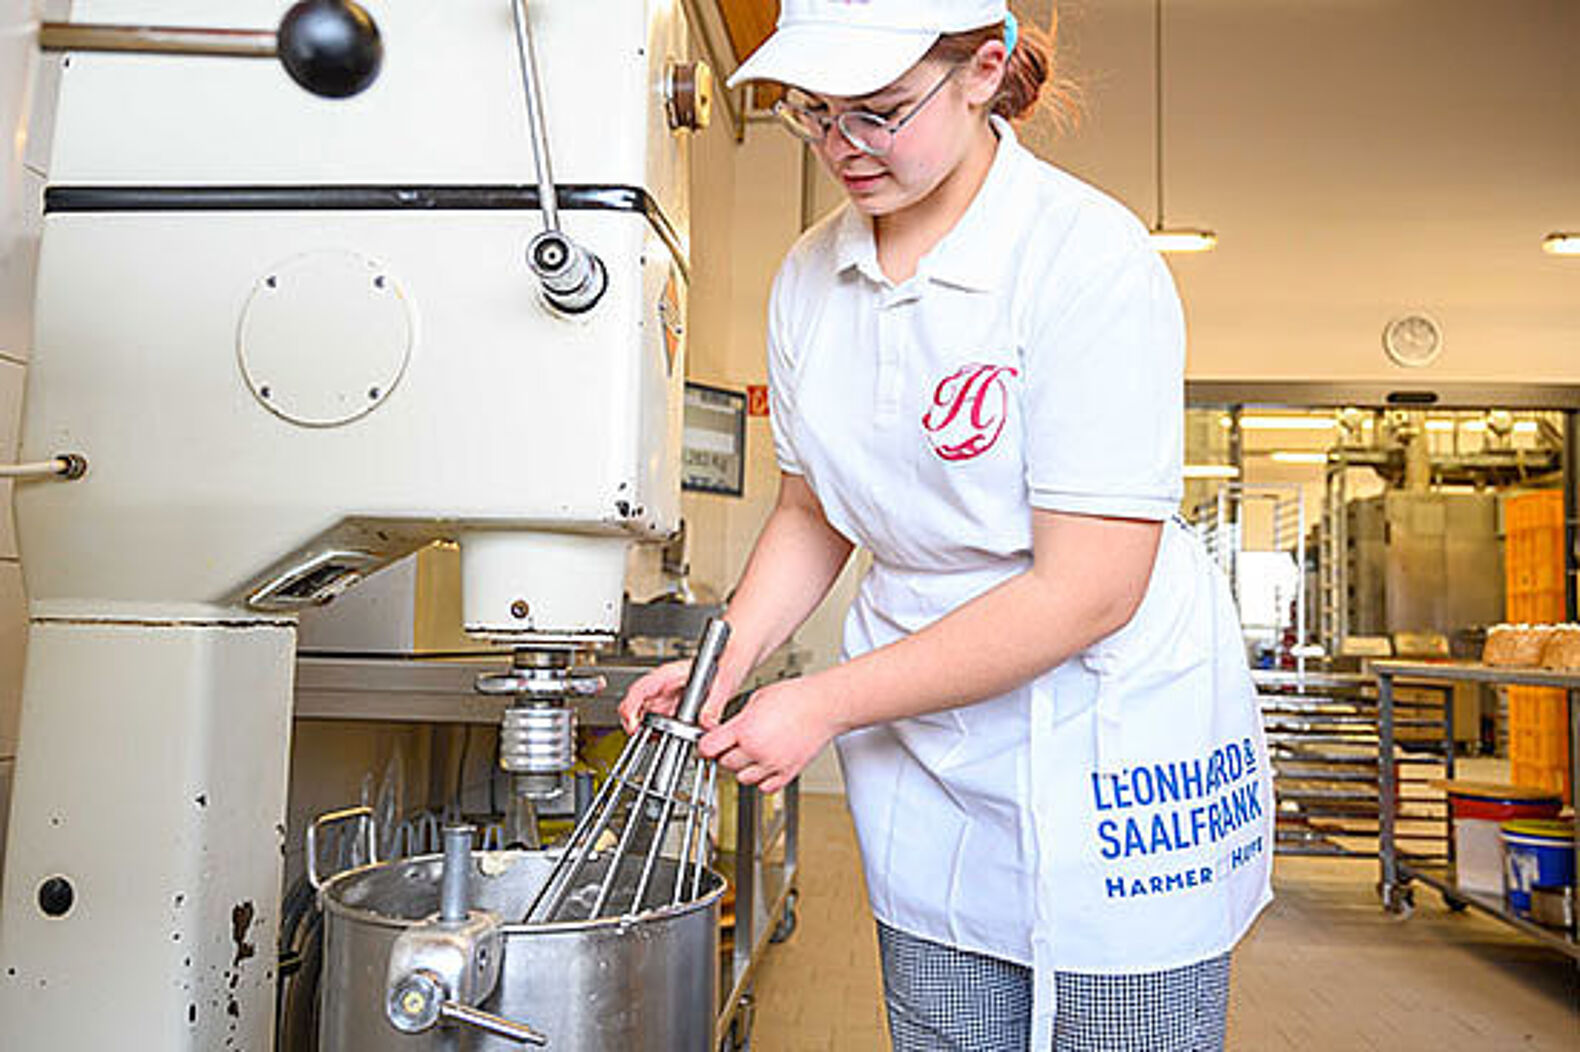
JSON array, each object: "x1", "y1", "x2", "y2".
[{"x1": 1018, "y1": 0, "x2": 1579, "y2": 382}]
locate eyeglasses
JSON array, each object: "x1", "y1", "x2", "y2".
[{"x1": 772, "y1": 65, "x2": 960, "y2": 158}]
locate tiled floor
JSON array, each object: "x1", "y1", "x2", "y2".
[{"x1": 747, "y1": 793, "x2": 1579, "y2": 1051}]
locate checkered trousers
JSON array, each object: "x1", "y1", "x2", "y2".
[{"x1": 875, "y1": 920, "x2": 1231, "y2": 1052}]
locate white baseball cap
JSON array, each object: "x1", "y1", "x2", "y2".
[{"x1": 726, "y1": 0, "x2": 1010, "y2": 98}]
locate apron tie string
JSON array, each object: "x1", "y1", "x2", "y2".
[{"x1": 1082, "y1": 647, "x2": 1124, "y2": 775}]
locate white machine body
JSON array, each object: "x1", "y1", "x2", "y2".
[{"x1": 0, "y1": 1, "x2": 694, "y2": 1047}]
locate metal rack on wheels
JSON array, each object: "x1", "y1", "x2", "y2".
[
  {"x1": 1375, "y1": 660, "x2": 1580, "y2": 961},
  {"x1": 1255, "y1": 670, "x2": 1453, "y2": 859}
]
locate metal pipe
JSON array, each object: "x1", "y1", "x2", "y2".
[
  {"x1": 1565, "y1": 410, "x2": 1577, "y2": 620},
  {"x1": 38, "y1": 22, "x2": 276, "y2": 57},
  {"x1": 439, "y1": 823, "x2": 474, "y2": 924}
]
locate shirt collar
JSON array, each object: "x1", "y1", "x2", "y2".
[
  {"x1": 831, "y1": 116, "x2": 1026, "y2": 294},
  {"x1": 833, "y1": 200, "x2": 884, "y2": 285}
]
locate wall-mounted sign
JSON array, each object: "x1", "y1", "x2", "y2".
[
  {"x1": 682, "y1": 382, "x2": 746, "y2": 497},
  {"x1": 746, "y1": 384, "x2": 770, "y2": 417}
]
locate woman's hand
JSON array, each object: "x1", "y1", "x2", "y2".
[
  {"x1": 617, "y1": 657, "x2": 741, "y2": 734},
  {"x1": 698, "y1": 676, "x2": 845, "y2": 795},
  {"x1": 617, "y1": 660, "x2": 690, "y2": 734}
]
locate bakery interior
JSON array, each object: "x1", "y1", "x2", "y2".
[{"x1": 0, "y1": 1, "x2": 1576, "y2": 1050}]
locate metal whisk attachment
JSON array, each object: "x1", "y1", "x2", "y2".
[{"x1": 523, "y1": 618, "x2": 730, "y2": 923}]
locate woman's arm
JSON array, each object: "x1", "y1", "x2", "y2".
[
  {"x1": 618, "y1": 472, "x2": 854, "y2": 731},
  {"x1": 700, "y1": 509, "x2": 1162, "y2": 791}
]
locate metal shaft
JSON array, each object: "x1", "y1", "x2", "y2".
[
  {"x1": 676, "y1": 618, "x2": 732, "y2": 724},
  {"x1": 440, "y1": 824, "x2": 474, "y2": 923},
  {"x1": 508, "y1": 0, "x2": 560, "y2": 232},
  {"x1": 38, "y1": 21, "x2": 276, "y2": 56},
  {"x1": 649, "y1": 617, "x2": 730, "y2": 818}
]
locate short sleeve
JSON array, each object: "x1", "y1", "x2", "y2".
[
  {"x1": 765, "y1": 263, "x2": 804, "y2": 476},
  {"x1": 1022, "y1": 244, "x2": 1184, "y2": 520}
]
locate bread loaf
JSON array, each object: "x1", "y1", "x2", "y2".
[
  {"x1": 1540, "y1": 624, "x2": 1580, "y2": 671},
  {"x1": 1484, "y1": 624, "x2": 1552, "y2": 667},
  {"x1": 1484, "y1": 624, "x2": 1521, "y2": 666}
]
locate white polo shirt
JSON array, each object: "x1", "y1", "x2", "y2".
[{"x1": 764, "y1": 119, "x2": 1272, "y2": 1037}]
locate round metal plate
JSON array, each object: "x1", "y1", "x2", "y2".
[{"x1": 238, "y1": 250, "x2": 413, "y2": 426}]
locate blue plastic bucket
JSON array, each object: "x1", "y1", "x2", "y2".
[{"x1": 1501, "y1": 819, "x2": 1575, "y2": 916}]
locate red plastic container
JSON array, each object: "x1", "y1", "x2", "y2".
[{"x1": 1450, "y1": 794, "x2": 1563, "y2": 822}]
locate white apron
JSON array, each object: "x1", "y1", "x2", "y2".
[{"x1": 836, "y1": 518, "x2": 1274, "y2": 1050}]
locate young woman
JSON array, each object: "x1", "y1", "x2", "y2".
[{"x1": 621, "y1": 3, "x2": 1273, "y2": 1048}]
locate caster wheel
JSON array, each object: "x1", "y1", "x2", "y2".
[
  {"x1": 1384, "y1": 885, "x2": 1415, "y2": 918},
  {"x1": 770, "y1": 889, "x2": 799, "y2": 944},
  {"x1": 1442, "y1": 891, "x2": 1469, "y2": 912}
]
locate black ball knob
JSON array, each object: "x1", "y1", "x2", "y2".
[
  {"x1": 277, "y1": 0, "x2": 383, "y2": 99},
  {"x1": 38, "y1": 876, "x2": 75, "y2": 918}
]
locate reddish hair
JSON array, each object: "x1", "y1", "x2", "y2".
[{"x1": 925, "y1": 9, "x2": 1081, "y2": 128}]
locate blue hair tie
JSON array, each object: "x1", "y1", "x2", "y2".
[{"x1": 1004, "y1": 11, "x2": 1019, "y2": 53}]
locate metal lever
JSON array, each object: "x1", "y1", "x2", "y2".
[
  {"x1": 38, "y1": 0, "x2": 383, "y2": 98},
  {"x1": 38, "y1": 22, "x2": 274, "y2": 56},
  {"x1": 0, "y1": 453, "x2": 87, "y2": 480},
  {"x1": 388, "y1": 971, "x2": 548, "y2": 1045},
  {"x1": 508, "y1": 0, "x2": 607, "y2": 314},
  {"x1": 439, "y1": 1001, "x2": 549, "y2": 1046}
]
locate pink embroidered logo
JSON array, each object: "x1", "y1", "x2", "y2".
[{"x1": 921, "y1": 363, "x2": 1019, "y2": 462}]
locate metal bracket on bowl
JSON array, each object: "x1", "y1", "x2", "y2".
[{"x1": 383, "y1": 824, "x2": 548, "y2": 1046}]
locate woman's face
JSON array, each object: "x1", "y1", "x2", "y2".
[{"x1": 800, "y1": 48, "x2": 1003, "y2": 219}]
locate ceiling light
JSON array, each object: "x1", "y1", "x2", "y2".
[
  {"x1": 1423, "y1": 420, "x2": 1456, "y2": 432},
  {"x1": 1513, "y1": 421, "x2": 1539, "y2": 434},
  {"x1": 1236, "y1": 416, "x2": 1337, "y2": 431},
  {"x1": 1150, "y1": 229, "x2": 1218, "y2": 254},
  {"x1": 1149, "y1": 0, "x2": 1216, "y2": 255},
  {"x1": 1542, "y1": 233, "x2": 1580, "y2": 256},
  {"x1": 1183, "y1": 464, "x2": 1240, "y2": 479},
  {"x1": 1268, "y1": 451, "x2": 1330, "y2": 464}
]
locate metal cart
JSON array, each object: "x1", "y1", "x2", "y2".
[
  {"x1": 1375, "y1": 660, "x2": 1579, "y2": 961},
  {"x1": 1255, "y1": 669, "x2": 1452, "y2": 860}
]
